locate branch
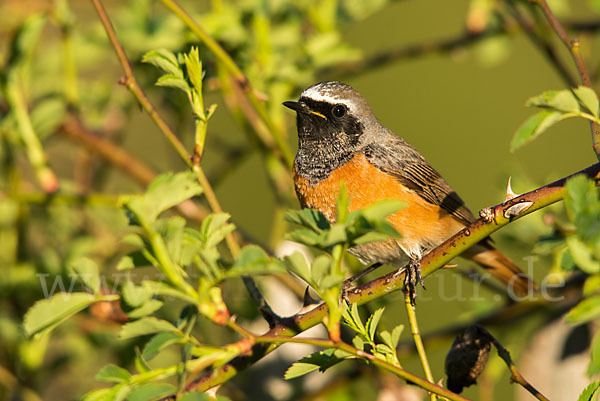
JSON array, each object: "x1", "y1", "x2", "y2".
[
  {"x1": 479, "y1": 326, "x2": 550, "y2": 401},
  {"x1": 530, "y1": 0, "x2": 600, "y2": 160},
  {"x1": 182, "y1": 162, "x2": 600, "y2": 392}
]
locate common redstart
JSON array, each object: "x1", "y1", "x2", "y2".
[{"x1": 283, "y1": 81, "x2": 536, "y2": 299}]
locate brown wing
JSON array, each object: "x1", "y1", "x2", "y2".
[{"x1": 364, "y1": 133, "x2": 475, "y2": 226}]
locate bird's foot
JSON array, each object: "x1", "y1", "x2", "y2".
[{"x1": 403, "y1": 258, "x2": 425, "y2": 306}]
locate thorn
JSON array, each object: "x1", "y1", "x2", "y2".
[
  {"x1": 303, "y1": 286, "x2": 320, "y2": 307},
  {"x1": 442, "y1": 264, "x2": 459, "y2": 269},
  {"x1": 505, "y1": 176, "x2": 520, "y2": 202}
]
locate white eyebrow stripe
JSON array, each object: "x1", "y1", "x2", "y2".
[{"x1": 300, "y1": 88, "x2": 355, "y2": 110}]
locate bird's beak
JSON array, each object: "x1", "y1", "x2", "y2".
[
  {"x1": 282, "y1": 101, "x2": 307, "y2": 113},
  {"x1": 283, "y1": 101, "x2": 327, "y2": 120}
]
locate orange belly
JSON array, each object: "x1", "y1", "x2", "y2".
[{"x1": 294, "y1": 153, "x2": 464, "y2": 253}]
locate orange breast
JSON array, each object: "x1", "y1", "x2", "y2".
[{"x1": 294, "y1": 153, "x2": 464, "y2": 249}]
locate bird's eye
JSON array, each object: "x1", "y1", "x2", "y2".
[{"x1": 332, "y1": 105, "x2": 346, "y2": 118}]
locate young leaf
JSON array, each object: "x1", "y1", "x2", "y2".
[
  {"x1": 284, "y1": 251, "x2": 312, "y2": 284},
  {"x1": 589, "y1": 333, "x2": 600, "y2": 376},
  {"x1": 311, "y1": 254, "x2": 332, "y2": 284},
  {"x1": 69, "y1": 257, "x2": 100, "y2": 294},
  {"x1": 566, "y1": 296, "x2": 600, "y2": 324},
  {"x1": 95, "y1": 364, "x2": 131, "y2": 383},
  {"x1": 284, "y1": 348, "x2": 349, "y2": 379},
  {"x1": 574, "y1": 86, "x2": 599, "y2": 118},
  {"x1": 142, "y1": 332, "x2": 183, "y2": 360},
  {"x1": 156, "y1": 74, "x2": 191, "y2": 93},
  {"x1": 227, "y1": 245, "x2": 286, "y2": 276},
  {"x1": 122, "y1": 280, "x2": 153, "y2": 308},
  {"x1": 23, "y1": 292, "x2": 98, "y2": 338},
  {"x1": 365, "y1": 307, "x2": 385, "y2": 343},
  {"x1": 578, "y1": 381, "x2": 600, "y2": 401},
  {"x1": 142, "y1": 49, "x2": 181, "y2": 75},
  {"x1": 124, "y1": 172, "x2": 203, "y2": 224},
  {"x1": 284, "y1": 209, "x2": 330, "y2": 233},
  {"x1": 510, "y1": 110, "x2": 569, "y2": 152},
  {"x1": 127, "y1": 300, "x2": 164, "y2": 319},
  {"x1": 119, "y1": 317, "x2": 178, "y2": 340},
  {"x1": 567, "y1": 236, "x2": 600, "y2": 274}
]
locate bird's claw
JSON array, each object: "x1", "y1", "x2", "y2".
[{"x1": 403, "y1": 258, "x2": 425, "y2": 305}]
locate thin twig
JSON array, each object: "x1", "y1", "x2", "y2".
[
  {"x1": 180, "y1": 162, "x2": 600, "y2": 393},
  {"x1": 530, "y1": 0, "x2": 600, "y2": 160},
  {"x1": 503, "y1": 2, "x2": 578, "y2": 87},
  {"x1": 404, "y1": 291, "x2": 437, "y2": 401},
  {"x1": 478, "y1": 326, "x2": 550, "y2": 401}
]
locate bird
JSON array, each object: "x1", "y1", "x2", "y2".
[{"x1": 283, "y1": 81, "x2": 536, "y2": 301}]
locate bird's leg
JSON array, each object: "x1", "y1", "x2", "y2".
[
  {"x1": 341, "y1": 262, "x2": 383, "y2": 304},
  {"x1": 403, "y1": 257, "x2": 426, "y2": 305}
]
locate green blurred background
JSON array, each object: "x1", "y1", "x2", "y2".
[{"x1": 1, "y1": 0, "x2": 598, "y2": 400}]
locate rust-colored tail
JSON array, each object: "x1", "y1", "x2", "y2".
[{"x1": 464, "y1": 242, "x2": 537, "y2": 297}]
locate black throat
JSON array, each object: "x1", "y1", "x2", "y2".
[{"x1": 294, "y1": 98, "x2": 364, "y2": 182}]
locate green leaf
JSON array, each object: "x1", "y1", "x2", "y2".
[
  {"x1": 566, "y1": 296, "x2": 600, "y2": 324},
  {"x1": 96, "y1": 364, "x2": 131, "y2": 383},
  {"x1": 342, "y1": 302, "x2": 366, "y2": 334},
  {"x1": 578, "y1": 381, "x2": 600, "y2": 401},
  {"x1": 23, "y1": 292, "x2": 97, "y2": 338},
  {"x1": 199, "y1": 213, "x2": 235, "y2": 249},
  {"x1": 366, "y1": 307, "x2": 385, "y2": 342},
  {"x1": 228, "y1": 245, "x2": 286, "y2": 276},
  {"x1": 127, "y1": 300, "x2": 164, "y2": 319},
  {"x1": 319, "y1": 273, "x2": 344, "y2": 290},
  {"x1": 321, "y1": 223, "x2": 347, "y2": 247},
  {"x1": 549, "y1": 90, "x2": 580, "y2": 113},
  {"x1": 124, "y1": 172, "x2": 203, "y2": 224},
  {"x1": 284, "y1": 209, "x2": 330, "y2": 233},
  {"x1": 352, "y1": 335, "x2": 364, "y2": 351},
  {"x1": 311, "y1": 254, "x2": 332, "y2": 284},
  {"x1": 510, "y1": 110, "x2": 570, "y2": 152},
  {"x1": 117, "y1": 256, "x2": 135, "y2": 271},
  {"x1": 525, "y1": 89, "x2": 580, "y2": 113},
  {"x1": 142, "y1": 49, "x2": 181, "y2": 75},
  {"x1": 574, "y1": 86, "x2": 599, "y2": 118},
  {"x1": 183, "y1": 47, "x2": 204, "y2": 96},
  {"x1": 589, "y1": 333, "x2": 600, "y2": 376},
  {"x1": 156, "y1": 74, "x2": 191, "y2": 93},
  {"x1": 567, "y1": 236, "x2": 600, "y2": 274},
  {"x1": 142, "y1": 332, "x2": 183, "y2": 360},
  {"x1": 361, "y1": 200, "x2": 406, "y2": 222},
  {"x1": 30, "y1": 97, "x2": 66, "y2": 139},
  {"x1": 154, "y1": 216, "x2": 186, "y2": 265},
  {"x1": 284, "y1": 349, "x2": 349, "y2": 380},
  {"x1": 122, "y1": 280, "x2": 152, "y2": 308},
  {"x1": 584, "y1": 275, "x2": 600, "y2": 296},
  {"x1": 284, "y1": 251, "x2": 312, "y2": 284},
  {"x1": 119, "y1": 317, "x2": 178, "y2": 340},
  {"x1": 69, "y1": 257, "x2": 100, "y2": 294},
  {"x1": 126, "y1": 383, "x2": 176, "y2": 401}
]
